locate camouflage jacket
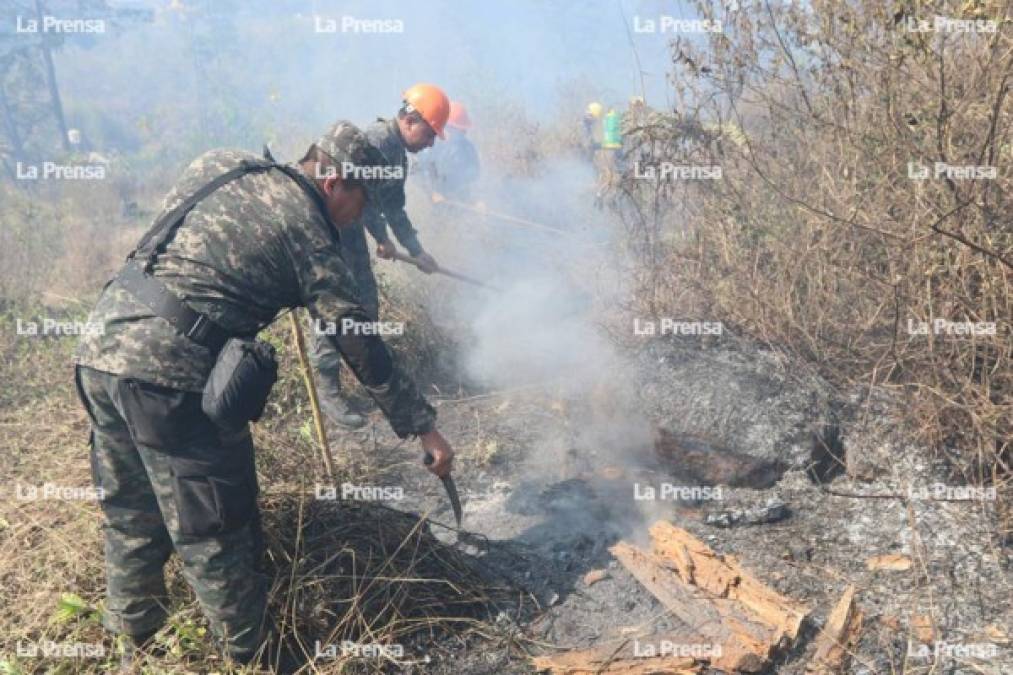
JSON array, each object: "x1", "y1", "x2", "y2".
[
  {"x1": 360, "y1": 118, "x2": 423, "y2": 256},
  {"x1": 74, "y1": 149, "x2": 436, "y2": 438}
]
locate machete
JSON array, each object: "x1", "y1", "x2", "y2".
[{"x1": 423, "y1": 451, "x2": 463, "y2": 527}]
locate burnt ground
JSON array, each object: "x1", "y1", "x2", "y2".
[
  {"x1": 1, "y1": 328, "x2": 1008, "y2": 675},
  {"x1": 329, "y1": 333, "x2": 1012, "y2": 674}
]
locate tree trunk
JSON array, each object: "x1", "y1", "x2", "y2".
[{"x1": 36, "y1": 0, "x2": 70, "y2": 152}]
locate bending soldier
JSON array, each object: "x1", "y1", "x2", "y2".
[{"x1": 74, "y1": 121, "x2": 455, "y2": 667}]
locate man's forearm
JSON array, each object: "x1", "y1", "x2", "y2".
[
  {"x1": 384, "y1": 208, "x2": 423, "y2": 257},
  {"x1": 362, "y1": 206, "x2": 392, "y2": 245},
  {"x1": 324, "y1": 309, "x2": 435, "y2": 437}
]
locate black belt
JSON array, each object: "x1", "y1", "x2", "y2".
[{"x1": 117, "y1": 262, "x2": 234, "y2": 353}]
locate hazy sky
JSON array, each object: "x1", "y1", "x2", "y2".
[{"x1": 48, "y1": 0, "x2": 702, "y2": 151}]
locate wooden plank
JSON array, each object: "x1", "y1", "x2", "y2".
[
  {"x1": 806, "y1": 584, "x2": 863, "y2": 674},
  {"x1": 648, "y1": 521, "x2": 808, "y2": 643},
  {"x1": 610, "y1": 541, "x2": 770, "y2": 673},
  {"x1": 608, "y1": 523, "x2": 810, "y2": 672}
]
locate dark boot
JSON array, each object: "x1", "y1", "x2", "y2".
[{"x1": 318, "y1": 392, "x2": 366, "y2": 430}]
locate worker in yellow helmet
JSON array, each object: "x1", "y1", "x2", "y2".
[{"x1": 581, "y1": 101, "x2": 604, "y2": 159}]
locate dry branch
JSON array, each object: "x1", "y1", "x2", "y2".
[{"x1": 806, "y1": 584, "x2": 863, "y2": 674}]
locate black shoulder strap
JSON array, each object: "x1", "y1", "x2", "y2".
[
  {"x1": 117, "y1": 156, "x2": 276, "y2": 352},
  {"x1": 129, "y1": 158, "x2": 274, "y2": 271},
  {"x1": 263, "y1": 146, "x2": 343, "y2": 249},
  {"x1": 116, "y1": 151, "x2": 342, "y2": 352},
  {"x1": 276, "y1": 164, "x2": 341, "y2": 238}
]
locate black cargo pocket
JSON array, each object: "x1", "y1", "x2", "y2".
[
  {"x1": 172, "y1": 467, "x2": 256, "y2": 537},
  {"x1": 117, "y1": 378, "x2": 216, "y2": 449}
]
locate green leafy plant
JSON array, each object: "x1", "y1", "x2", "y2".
[
  {"x1": 167, "y1": 617, "x2": 207, "y2": 657},
  {"x1": 51, "y1": 593, "x2": 97, "y2": 624}
]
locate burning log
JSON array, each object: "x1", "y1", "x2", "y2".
[
  {"x1": 653, "y1": 428, "x2": 787, "y2": 489},
  {"x1": 647, "y1": 522, "x2": 805, "y2": 641},
  {"x1": 608, "y1": 521, "x2": 809, "y2": 672}
]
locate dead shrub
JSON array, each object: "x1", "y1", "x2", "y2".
[{"x1": 609, "y1": 0, "x2": 1011, "y2": 488}]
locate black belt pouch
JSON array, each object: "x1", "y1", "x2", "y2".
[{"x1": 201, "y1": 338, "x2": 278, "y2": 432}]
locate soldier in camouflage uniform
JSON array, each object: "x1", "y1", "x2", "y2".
[
  {"x1": 74, "y1": 121, "x2": 455, "y2": 666},
  {"x1": 308, "y1": 84, "x2": 450, "y2": 430}
]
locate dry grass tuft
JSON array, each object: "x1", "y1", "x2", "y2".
[{"x1": 259, "y1": 495, "x2": 519, "y2": 672}]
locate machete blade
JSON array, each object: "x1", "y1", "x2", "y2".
[
  {"x1": 424, "y1": 450, "x2": 463, "y2": 527},
  {"x1": 441, "y1": 474, "x2": 463, "y2": 527}
]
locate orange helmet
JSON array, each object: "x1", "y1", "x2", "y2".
[
  {"x1": 447, "y1": 101, "x2": 472, "y2": 131},
  {"x1": 402, "y1": 83, "x2": 450, "y2": 139}
]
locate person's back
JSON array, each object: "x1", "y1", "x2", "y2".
[
  {"x1": 423, "y1": 130, "x2": 480, "y2": 201},
  {"x1": 76, "y1": 148, "x2": 348, "y2": 391}
]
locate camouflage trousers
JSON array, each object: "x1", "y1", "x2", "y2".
[
  {"x1": 308, "y1": 221, "x2": 379, "y2": 400},
  {"x1": 74, "y1": 366, "x2": 267, "y2": 663}
]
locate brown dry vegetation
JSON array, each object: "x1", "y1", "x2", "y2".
[
  {"x1": 0, "y1": 210, "x2": 507, "y2": 674},
  {"x1": 0, "y1": 317, "x2": 521, "y2": 674},
  {"x1": 1, "y1": 1, "x2": 1011, "y2": 671},
  {"x1": 607, "y1": 0, "x2": 1011, "y2": 495}
]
